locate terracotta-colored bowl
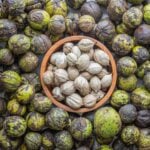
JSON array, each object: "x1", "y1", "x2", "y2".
[{"x1": 40, "y1": 36, "x2": 117, "y2": 113}]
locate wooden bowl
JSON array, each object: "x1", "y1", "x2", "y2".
[{"x1": 40, "y1": 36, "x2": 117, "y2": 113}]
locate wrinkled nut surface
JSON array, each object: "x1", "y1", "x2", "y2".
[
  {"x1": 60, "y1": 81, "x2": 76, "y2": 96},
  {"x1": 74, "y1": 76, "x2": 90, "y2": 96},
  {"x1": 83, "y1": 94, "x2": 97, "y2": 108},
  {"x1": 78, "y1": 38, "x2": 94, "y2": 52},
  {"x1": 94, "y1": 49, "x2": 110, "y2": 66},
  {"x1": 76, "y1": 54, "x2": 90, "y2": 71},
  {"x1": 52, "y1": 87, "x2": 65, "y2": 101},
  {"x1": 43, "y1": 70, "x2": 54, "y2": 85},
  {"x1": 66, "y1": 93, "x2": 83, "y2": 109},
  {"x1": 63, "y1": 42, "x2": 74, "y2": 54},
  {"x1": 90, "y1": 76, "x2": 101, "y2": 92},
  {"x1": 87, "y1": 61, "x2": 102, "y2": 75},
  {"x1": 54, "y1": 69, "x2": 69, "y2": 83},
  {"x1": 68, "y1": 67, "x2": 79, "y2": 81}
]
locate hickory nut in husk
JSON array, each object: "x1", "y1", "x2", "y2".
[
  {"x1": 32, "y1": 93, "x2": 52, "y2": 113},
  {"x1": 132, "y1": 46, "x2": 150, "y2": 64},
  {"x1": 7, "y1": 99, "x2": 26, "y2": 116},
  {"x1": 69, "y1": 117, "x2": 92, "y2": 141},
  {"x1": 135, "y1": 110, "x2": 150, "y2": 128},
  {"x1": 95, "y1": 19, "x2": 116, "y2": 42},
  {"x1": 123, "y1": 7, "x2": 143, "y2": 29},
  {"x1": 46, "y1": 108, "x2": 69, "y2": 130},
  {"x1": 31, "y1": 34, "x2": 52, "y2": 54},
  {"x1": 119, "y1": 104, "x2": 137, "y2": 124},
  {"x1": 80, "y1": 1, "x2": 102, "y2": 22},
  {"x1": 107, "y1": 0, "x2": 128, "y2": 22},
  {"x1": 0, "y1": 48, "x2": 14, "y2": 65},
  {"x1": 0, "y1": 129, "x2": 21, "y2": 149},
  {"x1": 134, "y1": 24, "x2": 150, "y2": 45},
  {"x1": 66, "y1": 0, "x2": 85, "y2": 9},
  {"x1": 138, "y1": 129, "x2": 150, "y2": 150},
  {"x1": 28, "y1": 9, "x2": 50, "y2": 31},
  {"x1": 3, "y1": 0, "x2": 26, "y2": 16},
  {"x1": 8, "y1": 34, "x2": 31, "y2": 55},
  {"x1": 42, "y1": 131, "x2": 54, "y2": 150},
  {"x1": 144, "y1": 4, "x2": 150, "y2": 24},
  {"x1": 131, "y1": 87, "x2": 150, "y2": 109},
  {"x1": 112, "y1": 34, "x2": 135, "y2": 56},
  {"x1": 117, "y1": 56, "x2": 137, "y2": 77},
  {"x1": 26, "y1": 112, "x2": 45, "y2": 131},
  {"x1": 144, "y1": 72, "x2": 150, "y2": 91},
  {"x1": 54, "y1": 130, "x2": 74, "y2": 150},
  {"x1": 22, "y1": 73, "x2": 41, "y2": 92},
  {"x1": 0, "y1": 19, "x2": 17, "y2": 41},
  {"x1": 45, "y1": 0, "x2": 68, "y2": 17},
  {"x1": 19, "y1": 52, "x2": 39, "y2": 72},
  {"x1": 121, "y1": 125, "x2": 140, "y2": 145},
  {"x1": 94, "y1": 107, "x2": 122, "y2": 139},
  {"x1": 79, "y1": 15, "x2": 95, "y2": 33},
  {"x1": 110, "y1": 90, "x2": 130, "y2": 108},
  {"x1": 16, "y1": 84, "x2": 35, "y2": 104},
  {"x1": 66, "y1": 12, "x2": 80, "y2": 35},
  {"x1": 118, "y1": 74, "x2": 137, "y2": 92},
  {"x1": 0, "y1": 70, "x2": 22, "y2": 92},
  {"x1": 48, "y1": 15, "x2": 66, "y2": 35},
  {"x1": 25, "y1": 132, "x2": 42, "y2": 150},
  {"x1": 0, "y1": 97, "x2": 6, "y2": 115},
  {"x1": 4, "y1": 116, "x2": 27, "y2": 138}
]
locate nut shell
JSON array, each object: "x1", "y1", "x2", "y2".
[{"x1": 66, "y1": 93, "x2": 83, "y2": 109}]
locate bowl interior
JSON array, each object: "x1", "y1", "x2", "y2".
[{"x1": 40, "y1": 36, "x2": 117, "y2": 113}]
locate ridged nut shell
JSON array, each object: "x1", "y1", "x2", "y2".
[{"x1": 66, "y1": 93, "x2": 83, "y2": 109}]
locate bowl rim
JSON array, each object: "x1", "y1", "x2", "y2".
[{"x1": 40, "y1": 35, "x2": 117, "y2": 113}]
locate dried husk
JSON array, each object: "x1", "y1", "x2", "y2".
[
  {"x1": 74, "y1": 76, "x2": 90, "y2": 96},
  {"x1": 66, "y1": 93, "x2": 83, "y2": 109},
  {"x1": 87, "y1": 61, "x2": 102, "y2": 75},
  {"x1": 80, "y1": 72, "x2": 92, "y2": 81},
  {"x1": 63, "y1": 42, "x2": 74, "y2": 54},
  {"x1": 67, "y1": 53, "x2": 78, "y2": 66},
  {"x1": 79, "y1": 15, "x2": 95, "y2": 33},
  {"x1": 90, "y1": 76, "x2": 101, "y2": 92},
  {"x1": 76, "y1": 54, "x2": 90, "y2": 71},
  {"x1": 94, "y1": 49, "x2": 110, "y2": 66},
  {"x1": 67, "y1": 67, "x2": 79, "y2": 81},
  {"x1": 78, "y1": 39, "x2": 94, "y2": 52},
  {"x1": 52, "y1": 87, "x2": 65, "y2": 101},
  {"x1": 101, "y1": 74, "x2": 112, "y2": 89},
  {"x1": 80, "y1": 1, "x2": 102, "y2": 22},
  {"x1": 83, "y1": 94, "x2": 97, "y2": 108},
  {"x1": 71, "y1": 46, "x2": 81, "y2": 58},
  {"x1": 54, "y1": 69, "x2": 69, "y2": 83},
  {"x1": 60, "y1": 81, "x2": 76, "y2": 96},
  {"x1": 66, "y1": 12, "x2": 80, "y2": 35},
  {"x1": 48, "y1": 15, "x2": 66, "y2": 35}
]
